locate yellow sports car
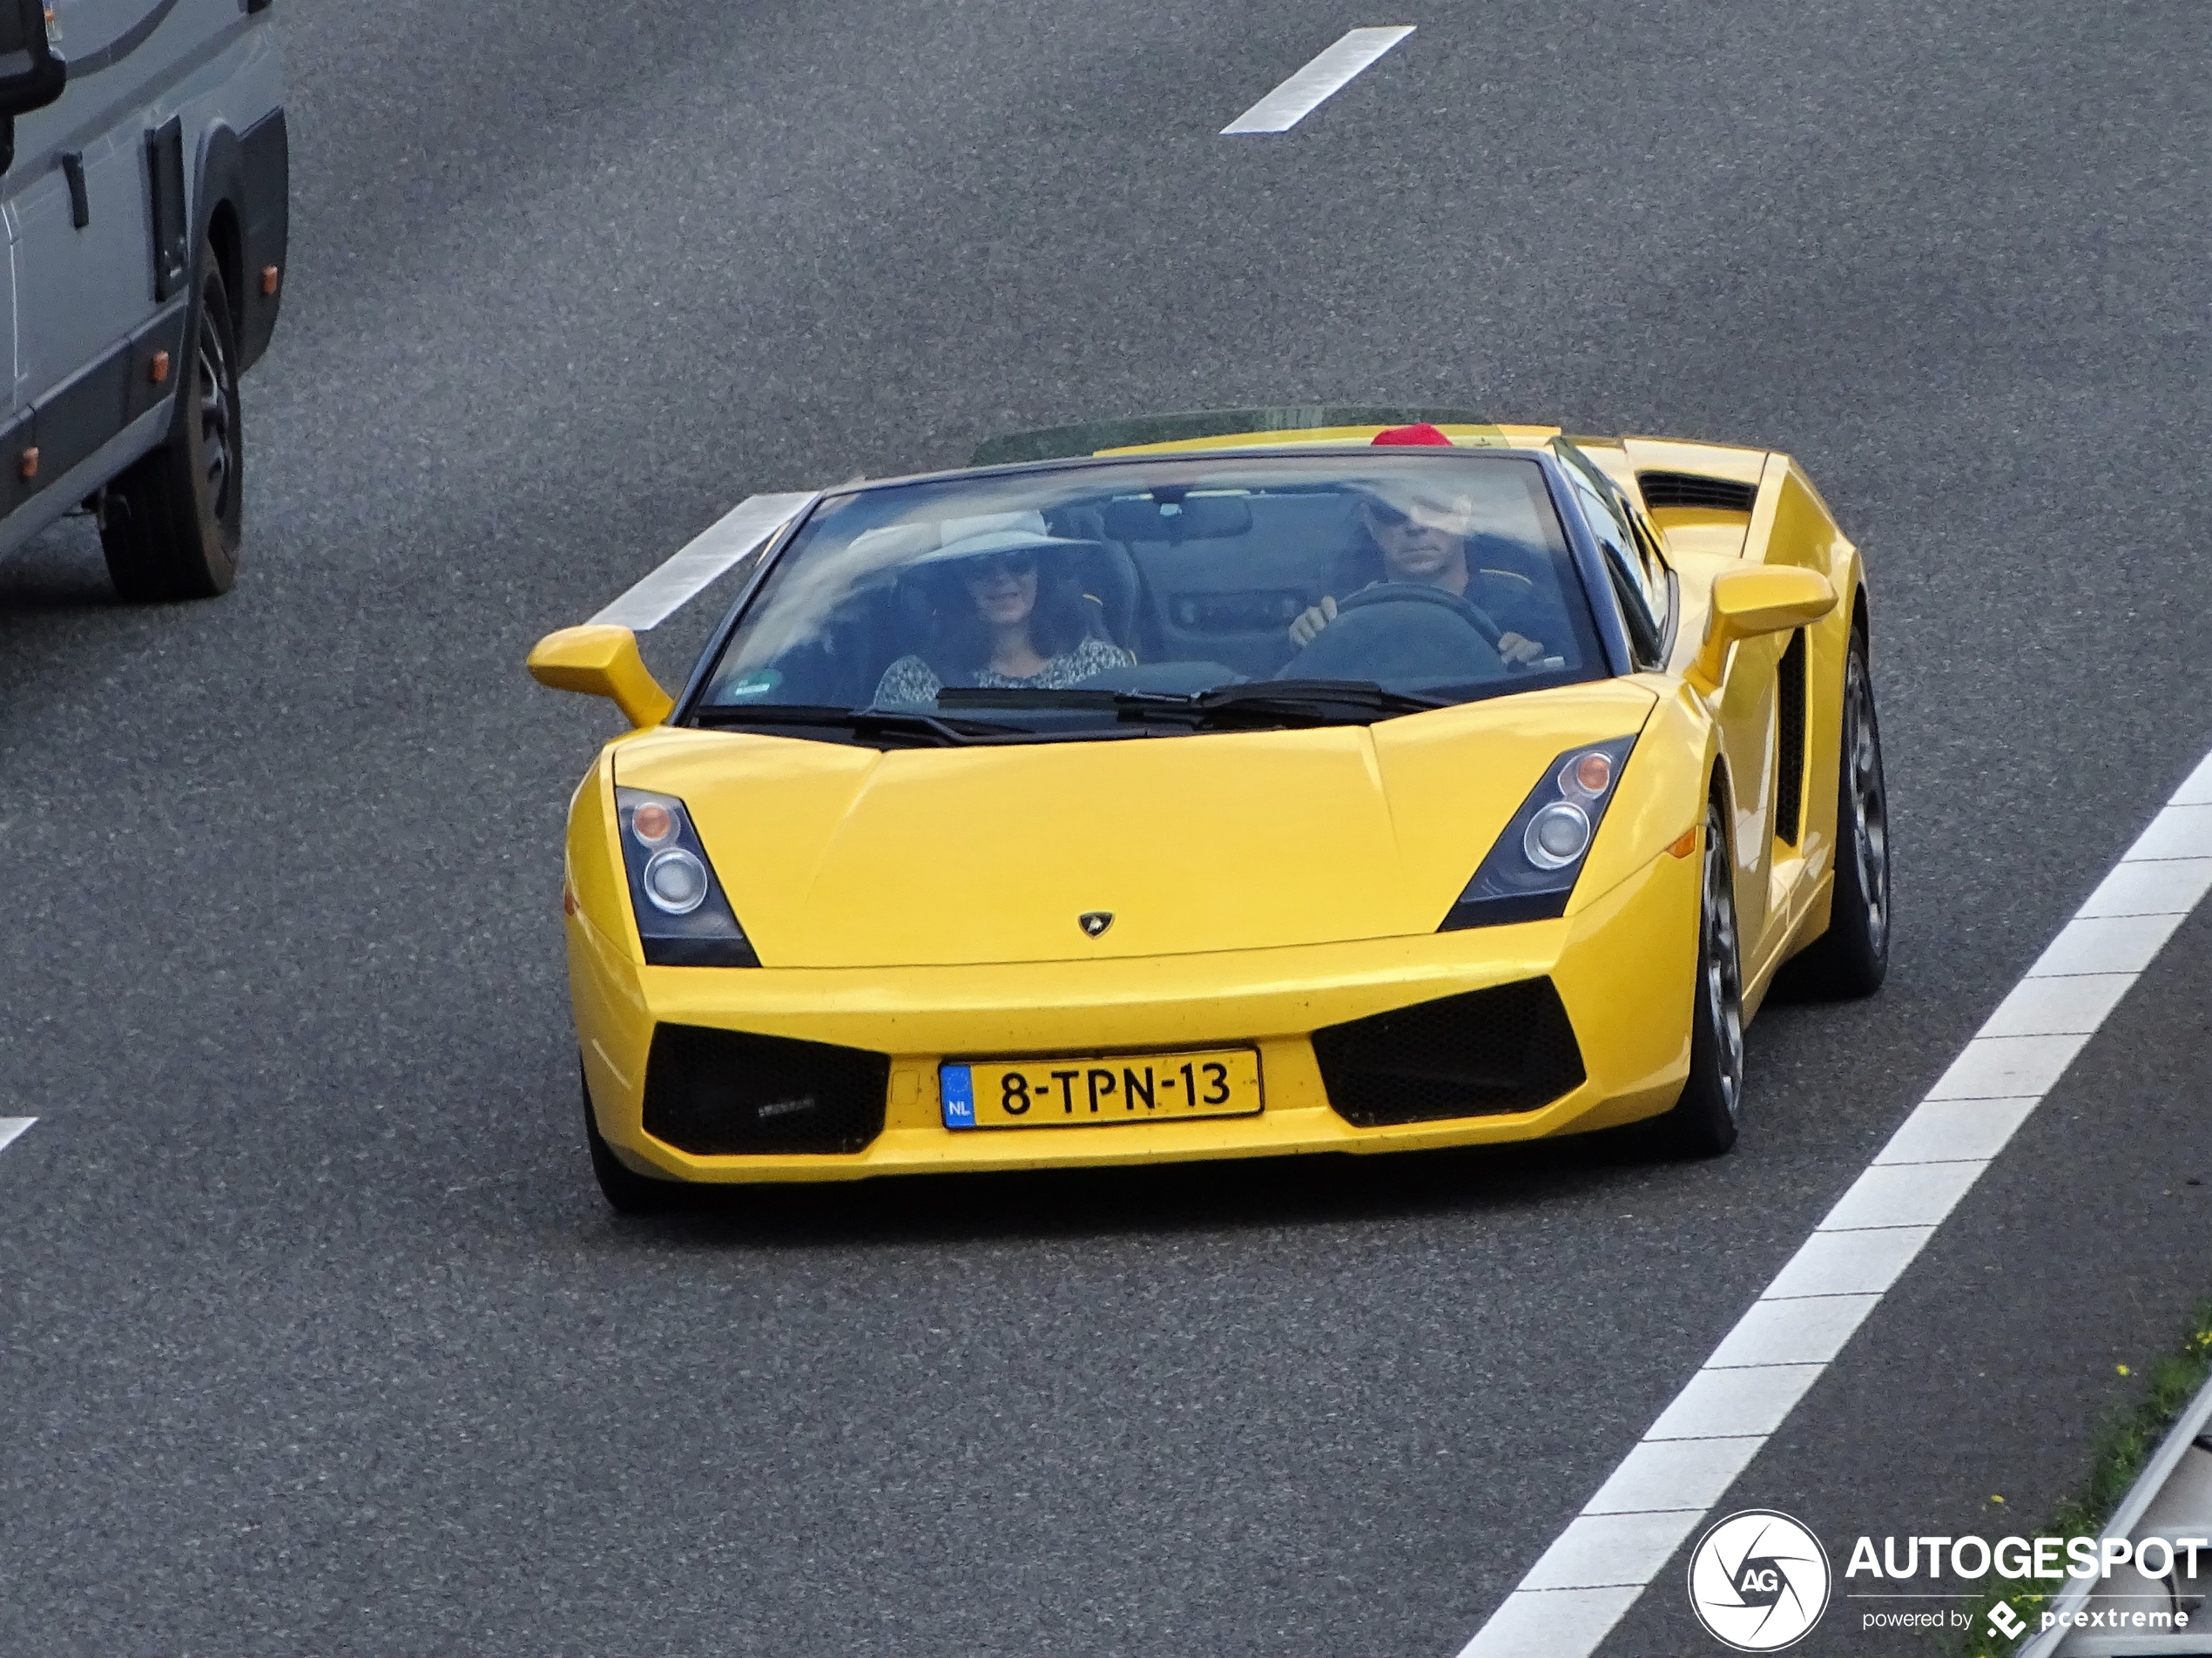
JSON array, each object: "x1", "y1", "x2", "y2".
[{"x1": 530, "y1": 408, "x2": 1887, "y2": 1210}]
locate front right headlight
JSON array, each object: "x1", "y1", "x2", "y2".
[
  {"x1": 1439, "y1": 737, "x2": 1637, "y2": 930},
  {"x1": 614, "y1": 786, "x2": 759, "y2": 967}
]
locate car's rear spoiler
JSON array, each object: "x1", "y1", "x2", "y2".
[{"x1": 970, "y1": 406, "x2": 1501, "y2": 467}]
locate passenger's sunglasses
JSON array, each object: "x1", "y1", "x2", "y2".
[{"x1": 960, "y1": 549, "x2": 1039, "y2": 578}]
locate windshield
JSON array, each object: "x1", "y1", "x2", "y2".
[{"x1": 689, "y1": 452, "x2": 1608, "y2": 743}]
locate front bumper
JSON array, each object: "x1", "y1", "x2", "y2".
[{"x1": 569, "y1": 848, "x2": 1701, "y2": 1184}]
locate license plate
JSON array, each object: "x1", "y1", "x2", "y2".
[{"x1": 940, "y1": 1048, "x2": 1262, "y2": 1129}]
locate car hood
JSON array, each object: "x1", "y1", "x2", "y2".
[{"x1": 613, "y1": 682, "x2": 1657, "y2": 967}]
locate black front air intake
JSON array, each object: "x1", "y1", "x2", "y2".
[
  {"x1": 642, "y1": 1025, "x2": 889, "y2": 1156},
  {"x1": 1636, "y1": 472, "x2": 1759, "y2": 514},
  {"x1": 1311, "y1": 980, "x2": 1586, "y2": 1126}
]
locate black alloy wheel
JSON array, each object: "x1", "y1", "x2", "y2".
[
  {"x1": 1782, "y1": 627, "x2": 1891, "y2": 997},
  {"x1": 99, "y1": 245, "x2": 246, "y2": 601},
  {"x1": 1651, "y1": 800, "x2": 1745, "y2": 1157}
]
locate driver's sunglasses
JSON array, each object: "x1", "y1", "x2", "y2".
[
  {"x1": 1365, "y1": 502, "x2": 1418, "y2": 531},
  {"x1": 963, "y1": 550, "x2": 1038, "y2": 578}
]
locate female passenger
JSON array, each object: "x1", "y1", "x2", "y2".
[{"x1": 873, "y1": 519, "x2": 1131, "y2": 704}]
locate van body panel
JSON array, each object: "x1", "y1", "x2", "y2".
[
  {"x1": 2, "y1": 207, "x2": 17, "y2": 404},
  {"x1": 0, "y1": 0, "x2": 285, "y2": 559}
]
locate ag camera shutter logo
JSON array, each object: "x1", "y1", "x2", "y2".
[{"x1": 1687, "y1": 1509, "x2": 1831, "y2": 1651}]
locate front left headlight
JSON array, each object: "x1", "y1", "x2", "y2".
[
  {"x1": 1440, "y1": 737, "x2": 1638, "y2": 930},
  {"x1": 614, "y1": 786, "x2": 760, "y2": 967}
]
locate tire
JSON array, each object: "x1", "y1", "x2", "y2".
[
  {"x1": 99, "y1": 246, "x2": 245, "y2": 601},
  {"x1": 1650, "y1": 800, "x2": 1745, "y2": 1157},
  {"x1": 1783, "y1": 627, "x2": 1891, "y2": 997},
  {"x1": 581, "y1": 1063, "x2": 687, "y2": 1214}
]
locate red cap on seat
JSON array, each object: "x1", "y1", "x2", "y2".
[{"x1": 1371, "y1": 423, "x2": 1454, "y2": 447}]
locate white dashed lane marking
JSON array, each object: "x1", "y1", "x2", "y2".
[
  {"x1": 0, "y1": 1118, "x2": 36, "y2": 1156},
  {"x1": 1457, "y1": 745, "x2": 2212, "y2": 1658},
  {"x1": 1221, "y1": 26, "x2": 1415, "y2": 135}
]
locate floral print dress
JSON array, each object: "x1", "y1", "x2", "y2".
[{"x1": 873, "y1": 637, "x2": 1134, "y2": 705}]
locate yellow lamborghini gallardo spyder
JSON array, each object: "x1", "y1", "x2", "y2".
[{"x1": 530, "y1": 409, "x2": 1888, "y2": 1210}]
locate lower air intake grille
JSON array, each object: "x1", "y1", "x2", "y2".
[
  {"x1": 1312, "y1": 979, "x2": 1586, "y2": 1126},
  {"x1": 1637, "y1": 471, "x2": 1759, "y2": 514},
  {"x1": 642, "y1": 1024, "x2": 889, "y2": 1156}
]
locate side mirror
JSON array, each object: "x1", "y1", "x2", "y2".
[
  {"x1": 0, "y1": 0, "x2": 66, "y2": 122},
  {"x1": 528, "y1": 625, "x2": 673, "y2": 731},
  {"x1": 1689, "y1": 566, "x2": 1837, "y2": 691}
]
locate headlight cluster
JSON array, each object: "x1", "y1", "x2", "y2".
[
  {"x1": 1440, "y1": 736, "x2": 1637, "y2": 930},
  {"x1": 614, "y1": 786, "x2": 759, "y2": 967}
]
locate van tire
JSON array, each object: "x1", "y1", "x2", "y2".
[{"x1": 100, "y1": 247, "x2": 244, "y2": 602}]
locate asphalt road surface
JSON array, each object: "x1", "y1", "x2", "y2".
[{"x1": 3, "y1": 3, "x2": 2209, "y2": 1655}]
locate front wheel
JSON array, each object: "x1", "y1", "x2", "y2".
[
  {"x1": 1650, "y1": 801, "x2": 1744, "y2": 1157},
  {"x1": 1784, "y1": 627, "x2": 1891, "y2": 997},
  {"x1": 99, "y1": 244, "x2": 245, "y2": 601},
  {"x1": 582, "y1": 1064, "x2": 688, "y2": 1214}
]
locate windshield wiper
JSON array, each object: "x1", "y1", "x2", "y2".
[
  {"x1": 1190, "y1": 679, "x2": 1449, "y2": 718},
  {"x1": 1104, "y1": 679, "x2": 1452, "y2": 729},
  {"x1": 691, "y1": 704, "x2": 1026, "y2": 746},
  {"x1": 934, "y1": 689, "x2": 1122, "y2": 711},
  {"x1": 936, "y1": 681, "x2": 1450, "y2": 725}
]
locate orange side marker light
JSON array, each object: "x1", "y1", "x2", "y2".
[
  {"x1": 261, "y1": 265, "x2": 281, "y2": 296},
  {"x1": 17, "y1": 447, "x2": 37, "y2": 481},
  {"x1": 149, "y1": 350, "x2": 171, "y2": 384},
  {"x1": 1665, "y1": 826, "x2": 1698, "y2": 859}
]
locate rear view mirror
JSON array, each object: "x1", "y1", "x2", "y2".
[
  {"x1": 1102, "y1": 492, "x2": 1254, "y2": 543},
  {"x1": 0, "y1": 0, "x2": 66, "y2": 122},
  {"x1": 529, "y1": 625, "x2": 674, "y2": 731}
]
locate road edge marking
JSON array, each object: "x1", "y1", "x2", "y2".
[
  {"x1": 1454, "y1": 742, "x2": 2212, "y2": 1658},
  {"x1": 1221, "y1": 26, "x2": 1415, "y2": 135},
  {"x1": 0, "y1": 1117, "x2": 37, "y2": 1156}
]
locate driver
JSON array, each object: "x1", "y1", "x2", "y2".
[{"x1": 1286, "y1": 479, "x2": 1552, "y2": 664}]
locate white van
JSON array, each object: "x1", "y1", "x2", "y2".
[{"x1": 0, "y1": 0, "x2": 286, "y2": 598}]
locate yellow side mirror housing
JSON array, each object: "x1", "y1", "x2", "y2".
[
  {"x1": 528, "y1": 625, "x2": 673, "y2": 730},
  {"x1": 1689, "y1": 567, "x2": 1838, "y2": 691}
]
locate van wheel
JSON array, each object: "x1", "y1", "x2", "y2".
[
  {"x1": 99, "y1": 246, "x2": 244, "y2": 601},
  {"x1": 1649, "y1": 802, "x2": 1744, "y2": 1157}
]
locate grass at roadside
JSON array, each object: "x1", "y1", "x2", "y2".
[{"x1": 1953, "y1": 1302, "x2": 2212, "y2": 1656}]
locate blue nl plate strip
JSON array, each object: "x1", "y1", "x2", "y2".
[{"x1": 939, "y1": 1066, "x2": 975, "y2": 1129}]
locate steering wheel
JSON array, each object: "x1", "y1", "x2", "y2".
[{"x1": 1333, "y1": 582, "x2": 1507, "y2": 647}]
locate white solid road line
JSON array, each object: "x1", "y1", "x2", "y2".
[
  {"x1": 1458, "y1": 745, "x2": 2212, "y2": 1658},
  {"x1": 588, "y1": 492, "x2": 817, "y2": 633},
  {"x1": 1222, "y1": 26, "x2": 1415, "y2": 135},
  {"x1": 0, "y1": 1118, "x2": 36, "y2": 1156}
]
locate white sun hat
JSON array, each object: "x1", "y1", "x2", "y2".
[{"x1": 915, "y1": 509, "x2": 1089, "y2": 567}]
